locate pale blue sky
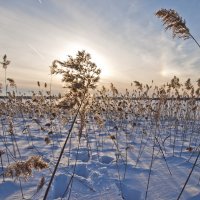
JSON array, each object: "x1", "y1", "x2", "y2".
[{"x1": 0, "y1": 0, "x2": 200, "y2": 93}]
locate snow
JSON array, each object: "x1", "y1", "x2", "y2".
[{"x1": 0, "y1": 103, "x2": 200, "y2": 200}]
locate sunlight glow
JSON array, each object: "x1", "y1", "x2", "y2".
[
  {"x1": 160, "y1": 68, "x2": 180, "y2": 77},
  {"x1": 57, "y1": 43, "x2": 112, "y2": 79}
]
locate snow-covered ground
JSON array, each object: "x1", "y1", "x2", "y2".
[{"x1": 0, "y1": 102, "x2": 200, "y2": 200}]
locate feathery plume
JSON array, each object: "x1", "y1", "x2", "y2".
[
  {"x1": 7, "y1": 78, "x2": 16, "y2": 88},
  {"x1": 5, "y1": 156, "x2": 48, "y2": 180},
  {"x1": 155, "y1": 9, "x2": 190, "y2": 39},
  {"x1": 0, "y1": 54, "x2": 11, "y2": 69}
]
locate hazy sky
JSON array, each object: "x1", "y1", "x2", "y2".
[{"x1": 1, "y1": 0, "x2": 200, "y2": 93}]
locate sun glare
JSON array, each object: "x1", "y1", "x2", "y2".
[
  {"x1": 160, "y1": 68, "x2": 180, "y2": 77},
  {"x1": 57, "y1": 43, "x2": 112, "y2": 79}
]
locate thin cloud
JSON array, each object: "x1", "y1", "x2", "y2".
[{"x1": 27, "y1": 43, "x2": 45, "y2": 60}]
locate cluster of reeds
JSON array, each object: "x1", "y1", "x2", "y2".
[
  {"x1": 5, "y1": 155, "x2": 48, "y2": 180},
  {"x1": 0, "y1": 57, "x2": 199, "y2": 199},
  {"x1": 0, "y1": 8, "x2": 199, "y2": 200}
]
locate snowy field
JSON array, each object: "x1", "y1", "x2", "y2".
[{"x1": 0, "y1": 96, "x2": 200, "y2": 200}]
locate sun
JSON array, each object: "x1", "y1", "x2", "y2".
[
  {"x1": 89, "y1": 50, "x2": 111, "y2": 78},
  {"x1": 57, "y1": 43, "x2": 112, "y2": 79},
  {"x1": 160, "y1": 68, "x2": 180, "y2": 77}
]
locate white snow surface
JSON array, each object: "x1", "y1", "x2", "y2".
[{"x1": 0, "y1": 113, "x2": 200, "y2": 200}]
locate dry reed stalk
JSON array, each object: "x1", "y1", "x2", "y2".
[
  {"x1": 156, "y1": 8, "x2": 200, "y2": 48},
  {"x1": 5, "y1": 155, "x2": 48, "y2": 180}
]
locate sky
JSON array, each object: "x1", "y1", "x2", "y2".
[{"x1": 0, "y1": 0, "x2": 200, "y2": 93}]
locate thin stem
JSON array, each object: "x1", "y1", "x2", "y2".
[
  {"x1": 43, "y1": 93, "x2": 86, "y2": 200},
  {"x1": 5, "y1": 69, "x2": 7, "y2": 96},
  {"x1": 145, "y1": 137, "x2": 156, "y2": 200},
  {"x1": 176, "y1": 147, "x2": 200, "y2": 200},
  {"x1": 190, "y1": 33, "x2": 200, "y2": 49}
]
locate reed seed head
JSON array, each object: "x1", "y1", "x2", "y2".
[{"x1": 155, "y1": 9, "x2": 190, "y2": 39}]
